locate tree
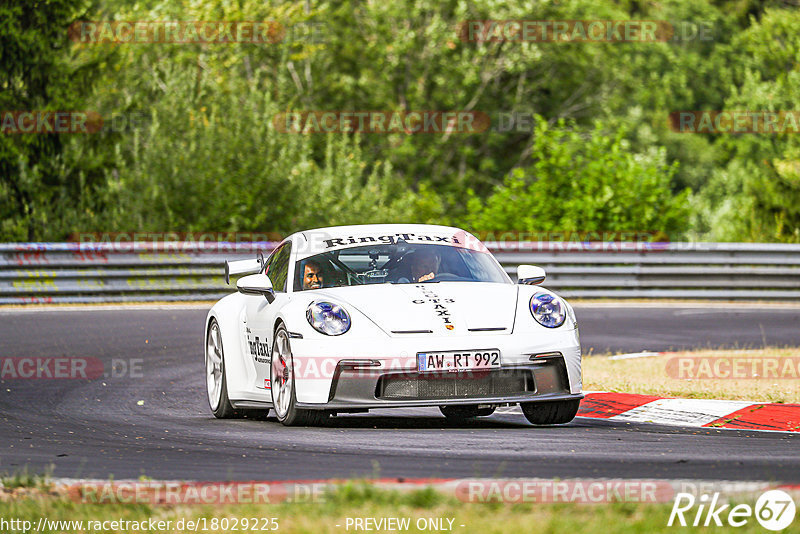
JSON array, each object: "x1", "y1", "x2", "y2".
[
  {"x1": 0, "y1": 0, "x2": 99, "y2": 240},
  {"x1": 462, "y1": 117, "x2": 689, "y2": 238},
  {"x1": 694, "y1": 9, "x2": 800, "y2": 241}
]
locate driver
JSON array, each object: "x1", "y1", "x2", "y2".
[
  {"x1": 409, "y1": 248, "x2": 441, "y2": 283},
  {"x1": 302, "y1": 259, "x2": 324, "y2": 290}
]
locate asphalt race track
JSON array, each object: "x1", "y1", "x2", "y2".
[{"x1": 1, "y1": 305, "x2": 798, "y2": 482}]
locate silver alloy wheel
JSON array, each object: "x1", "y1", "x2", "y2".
[
  {"x1": 271, "y1": 329, "x2": 293, "y2": 419},
  {"x1": 205, "y1": 322, "x2": 224, "y2": 411}
]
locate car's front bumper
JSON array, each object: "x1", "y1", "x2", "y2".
[
  {"x1": 298, "y1": 393, "x2": 584, "y2": 411},
  {"x1": 288, "y1": 328, "x2": 582, "y2": 407},
  {"x1": 297, "y1": 357, "x2": 582, "y2": 411}
]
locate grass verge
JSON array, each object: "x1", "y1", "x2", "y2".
[
  {"x1": 585, "y1": 347, "x2": 800, "y2": 403},
  {"x1": 0, "y1": 482, "x2": 776, "y2": 533}
]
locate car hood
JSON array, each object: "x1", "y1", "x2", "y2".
[{"x1": 310, "y1": 282, "x2": 518, "y2": 336}]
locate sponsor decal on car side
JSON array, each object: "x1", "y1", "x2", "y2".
[{"x1": 247, "y1": 335, "x2": 271, "y2": 364}]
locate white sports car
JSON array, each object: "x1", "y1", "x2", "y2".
[{"x1": 205, "y1": 224, "x2": 582, "y2": 426}]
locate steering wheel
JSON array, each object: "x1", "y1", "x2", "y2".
[{"x1": 426, "y1": 273, "x2": 465, "y2": 282}]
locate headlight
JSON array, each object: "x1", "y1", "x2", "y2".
[
  {"x1": 306, "y1": 300, "x2": 351, "y2": 336},
  {"x1": 529, "y1": 292, "x2": 566, "y2": 328}
]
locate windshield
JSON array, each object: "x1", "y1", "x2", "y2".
[{"x1": 294, "y1": 243, "x2": 509, "y2": 291}]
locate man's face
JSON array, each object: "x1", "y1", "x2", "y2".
[
  {"x1": 411, "y1": 252, "x2": 439, "y2": 282},
  {"x1": 303, "y1": 263, "x2": 323, "y2": 290}
]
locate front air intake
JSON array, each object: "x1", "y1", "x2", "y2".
[{"x1": 376, "y1": 369, "x2": 533, "y2": 400}]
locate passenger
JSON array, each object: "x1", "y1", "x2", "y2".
[{"x1": 302, "y1": 259, "x2": 324, "y2": 290}]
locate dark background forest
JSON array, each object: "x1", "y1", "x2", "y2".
[{"x1": 2, "y1": 0, "x2": 799, "y2": 242}]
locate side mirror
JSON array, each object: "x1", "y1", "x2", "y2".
[
  {"x1": 225, "y1": 257, "x2": 263, "y2": 284},
  {"x1": 237, "y1": 273, "x2": 275, "y2": 303},
  {"x1": 517, "y1": 265, "x2": 546, "y2": 285}
]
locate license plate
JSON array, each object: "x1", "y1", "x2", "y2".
[{"x1": 417, "y1": 350, "x2": 501, "y2": 372}]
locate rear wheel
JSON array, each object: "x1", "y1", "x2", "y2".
[
  {"x1": 206, "y1": 319, "x2": 236, "y2": 418},
  {"x1": 270, "y1": 325, "x2": 328, "y2": 426},
  {"x1": 521, "y1": 399, "x2": 580, "y2": 425},
  {"x1": 439, "y1": 405, "x2": 496, "y2": 420}
]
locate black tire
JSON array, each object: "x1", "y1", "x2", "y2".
[
  {"x1": 521, "y1": 399, "x2": 581, "y2": 425},
  {"x1": 439, "y1": 405, "x2": 496, "y2": 420},
  {"x1": 271, "y1": 325, "x2": 328, "y2": 427},
  {"x1": 206, "y1": 319, "x2": 237, "y2": 419}
]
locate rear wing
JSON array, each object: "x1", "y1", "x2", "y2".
[{"x1": 224, "y1": 252, "x2": 265, "y2": 284}]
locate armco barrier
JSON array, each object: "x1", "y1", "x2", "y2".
[
  {"x1": 0, "y1": 242, "x2": 275, "y2": 305},
  {"x1": 489, "y1": 241, "x2": 800, "y2": 300},
  {"x1": 1, "y1": 241, "x2": 799, "y2": 304}
]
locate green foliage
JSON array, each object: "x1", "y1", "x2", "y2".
[
  {"x1": 0, "y1": 0, "x2": 99, "y2": 240},
  {"x1": 693, "y1": 8, "x2": 800, "y2": 242},
  {"x1": 1, "y1": 466, "x2": 52, "y2": 490},
  {"x1": 462, "y1": 117, "x2": 689, "y2": 237},
  {"x1": 8, "y1": 485, "x2": 781, "y2": 534},
  {"x1": 325, "y1": 482, "x2": 449, "y2": 509},
  {"x1": 88, "y1": 67, "x2": 429, "y2": 233}
]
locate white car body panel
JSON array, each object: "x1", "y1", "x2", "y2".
[{"x1": 205, "y1": 224, "x2": 582, "y2": 411}]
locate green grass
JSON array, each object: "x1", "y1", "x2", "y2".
[
  {"x1": 0, "y1": 482, "x2": 787, "y2": 533},
  {"x1": 1, "y1": 466, "x2": 52, "y2": 490}
]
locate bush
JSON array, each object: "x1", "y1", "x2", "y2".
[{"x1": 461, "y1": 117, "x2": 690, "y2": 238}]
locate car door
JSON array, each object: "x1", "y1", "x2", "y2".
[{"x1": 243, "y1": 242, "x2": 293, "y2": 392}]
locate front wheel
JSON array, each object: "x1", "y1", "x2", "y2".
[
  {"x1": 270, "y1": 325, "x2": 328, "y2": 426},
  {"x1": 521, "y1": 399, "x2": 581, "y2": 425},
  {"x1": 439, "y1": 405, "x2": 496, "y2": 420}
]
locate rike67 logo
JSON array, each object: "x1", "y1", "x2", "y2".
[{"x1": 668, "y1": 490, "x2": 796, "y2": 530}]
